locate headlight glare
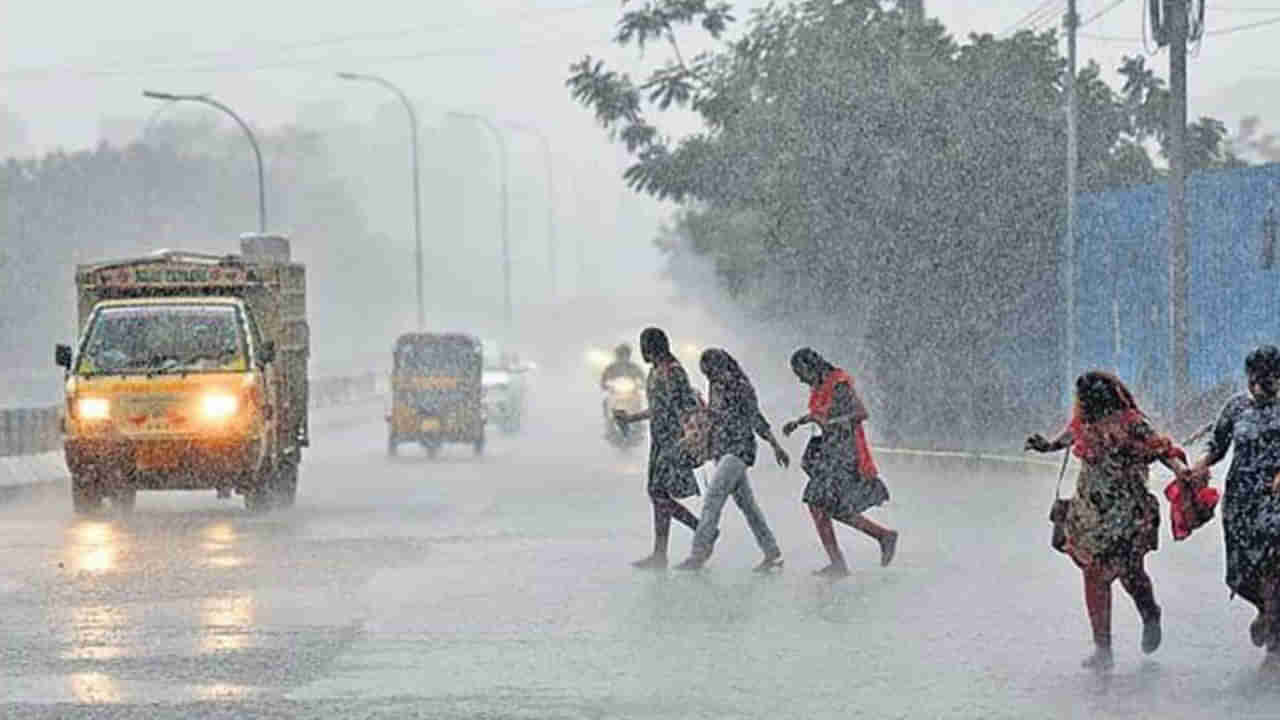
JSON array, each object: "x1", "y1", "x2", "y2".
[
  {"x1": 200, "y1": 393, "x2": 239, "y2": 420},
  {"x1": 77, "y1": 397, "x2": 110, "y2": 420}
]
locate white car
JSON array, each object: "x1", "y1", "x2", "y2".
[{"x1": 482, "y1": 340, "x2": 532, "y2": 434}]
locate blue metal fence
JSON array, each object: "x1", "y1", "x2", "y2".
[{"x1": 1074, "y1": 163, "x2": 1280, "y2": 411}]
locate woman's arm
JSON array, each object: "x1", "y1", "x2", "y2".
[
  {"x1": 1025, "y1": 429, "x2": 1072, "y2": 453},
  {"x1": 1189, "y1": 400, "x2": 1237, "y2": 479}
]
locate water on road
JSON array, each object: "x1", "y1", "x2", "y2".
[{"x1": 1, "y1": 399, "x2": 1277, "y2": 719}]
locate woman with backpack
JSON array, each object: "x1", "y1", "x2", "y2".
[
  {"x1": 673, "y1": 348, "x2": 789, "y2": 572},
  {"x1": 1026, "y1": 370, "x2": 1192, "y2": 670},
  {"x1": 782, "y1": 348, "x2": 897, "y2": 579}
]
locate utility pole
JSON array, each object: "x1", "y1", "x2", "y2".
[
  {"x1": 1168, "y1": 0, "x2": 1191, "y2": 407},
  {"x1": 902, "y1": 0, "x2": 924, "y2": 23},
  {"x1": 1064, "y1": 0, "x2": 1079, "y2": 399}
]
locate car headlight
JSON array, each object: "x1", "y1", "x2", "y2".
[
  {"x1": 200, "y1": 393, "x2": 239, "y2": 421},
  {"x1": 76, "y1": 397, "x2": 110, "y2": 420}
]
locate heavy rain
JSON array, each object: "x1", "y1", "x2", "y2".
[{"x1": 4, "y1": 1, "x2": 1280, "y2": 718}]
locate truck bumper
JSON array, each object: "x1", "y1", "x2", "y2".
[{"x1": 65, "y1": 436, "x2": 263, "y2": 490}]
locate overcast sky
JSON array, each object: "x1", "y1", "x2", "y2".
[{"x1": 6, "y1": 1, "x2": 1280, "y2": 153}]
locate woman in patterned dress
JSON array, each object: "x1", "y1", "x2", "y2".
[
  {"x1": 1188, "y1": 345, "x2": 1280, "y2": 666},
  {"x1": 782, "y1": 348, "x2": 898, "y2": 578},
  {"x1": 615, "y1": 327, "x2": 703, "y2": 569},
  {"x1": 1026, "y1": 371, "x2": 1191, "y2": 670}
]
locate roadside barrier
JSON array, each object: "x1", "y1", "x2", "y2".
[{"x1": 0, "y1": 371, "x2": 383, "y2": 458}]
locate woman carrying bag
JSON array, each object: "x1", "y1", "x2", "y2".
[
  {"x1": 782, "y1": 348, "x2": 898, "y2": 579},
  {"x1": 1026, "y1": 371, "x2": 1191, "y2": 670}
]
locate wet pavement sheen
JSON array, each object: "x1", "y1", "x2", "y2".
[{"x1": 3, "y1": 410, "x2": 1280, "y2": 719}]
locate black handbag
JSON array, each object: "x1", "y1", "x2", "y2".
[{"x1": 1049, "y1": 447, "x2": 1071, "y2": 553}]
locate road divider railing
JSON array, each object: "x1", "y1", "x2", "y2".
[{"x1": 0, "y1": 371, "x2": 385, "y2": 460}]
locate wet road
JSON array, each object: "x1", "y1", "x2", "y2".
[{"x1": 3, "y1": 401, "x2": 1280, "y2": 719}]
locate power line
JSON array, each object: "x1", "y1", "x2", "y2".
[
  {"x1": 1080, "y1": 0, "x2": 1132, "y2": 26},
  {"x1": 0, "y1": 0, "x2": 617, "y2": 80},
  {"x1": 1205, "y1": 14, "x2": 1280, "y2": 34},
  {"x1": 1001, "y1": 0, "x2": 1066, "y2": 36},
  {"x1": 1079, "y1": 31, "x2": 1144, "y2": 42}
]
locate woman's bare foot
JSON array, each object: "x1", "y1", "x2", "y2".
[
  {"x1": 1081, "y1": 646, "x2": 1114, "y2": 671},
  {"x1": 631, "y1": 553, "x2": 667, "y2": 570},
  {"x1": 812, "y1": 563, "x2": 850, "y2": 579}
]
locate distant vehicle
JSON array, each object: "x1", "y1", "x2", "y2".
[
  {"x1": 386, "y1": 333, "x2": 485, "y2": 458},
  {"x1": 481, "y1": 339, "x2": 534, "y2": 435},
  {"x1": 602, "y1": 376, "x2": 646, "y2": 450},
  {"x1": 56, "y1": 235, "x2": 309, "y2": 514}
]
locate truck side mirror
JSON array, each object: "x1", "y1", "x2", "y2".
[
  {"x1": 55, "y1": 344, "x2": 72, "y2": 370},
  {"x1": 259, "y1": 340, "x2": 276, "y2": 367}
]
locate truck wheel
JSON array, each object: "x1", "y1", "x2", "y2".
[
  {"x1": 245, "y1": 486, "x2": 272, "y2": 513},
  {"x1": 113, "y1": 488, "x2": 137, "y2": 515},
  {"x1": 273, "y1": 463, "x2": 298, "y2": 508},
  {"x1": 71, "y1": 474, "x2": 102, "y2": 515}
]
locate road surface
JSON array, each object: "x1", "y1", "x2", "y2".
[{"x1": 1, "y1": 398, "x2": 1278, "y2": 719}]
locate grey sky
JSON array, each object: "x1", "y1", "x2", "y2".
[{"x1": 7, "y1": 1, "x2": 1280, "y2": 152}]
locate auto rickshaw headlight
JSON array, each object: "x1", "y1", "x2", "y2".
[
  {"x1": 76, "y1": 397, "x2": 110, "y2": 421},
  {"x1": 200, "y1": 393, "x2": 239, "y2": 421}
]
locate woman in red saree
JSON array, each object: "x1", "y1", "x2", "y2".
[
  {"x1": 783, "y1": 348, "x2": 897, "y2": 578},
  {"x1": 1026, "y1": 371, "x2": 1192, "y2": 670}
]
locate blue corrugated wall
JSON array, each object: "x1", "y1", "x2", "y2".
[{"x1": 1074, "y1": 163, "x2": 1280, "y2": 411}]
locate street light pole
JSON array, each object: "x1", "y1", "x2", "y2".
[
  {"x1": 449, "y1": 112, "x2": 512, "y2": 331},
  {"x1": 337, "y1": 72, "x2": 425, "y2": 331},
  {"x1": 142, "y1": 90, "x2": 266, "y2": 233},
  {"x1": 507, "y1": 122, "x2": 557, "y2": 300}
]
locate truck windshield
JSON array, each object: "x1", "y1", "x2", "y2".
[{"x1": 77, "y1": 304, "x2": 248, "y2": 375}]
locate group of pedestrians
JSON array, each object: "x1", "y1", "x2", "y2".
[
  {"x1": 1026, "y1": 345, "x2": 1280, "y2": 670},
  {"x1": 612, "y1": 327, "x2": 898, "y2": 578}
]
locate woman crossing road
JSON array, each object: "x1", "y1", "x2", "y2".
[
  {"x1": 673, "y1": 348, "x2": 789, "y2": 572},
  {"x1": 783, "y1": 348, "x2": 898, "y2": 579},
  {"x1": 1026, "y1": 371, "x2": 1191, "y2": 670},
  {"x1": 615, "y1": 327, "x2": 704, "y2": 570}
]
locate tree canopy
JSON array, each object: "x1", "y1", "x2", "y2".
[{"x1": 568, "y1": 0, "x2": 1244, "y2": 449}]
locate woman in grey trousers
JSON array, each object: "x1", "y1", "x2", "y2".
[{"x1": 675, "y1": 348, "x2": 790, "y2": 571}]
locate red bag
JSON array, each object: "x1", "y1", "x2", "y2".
[{"x1": 1164, "y1": 477, "x2": 1220, "y2": 541}]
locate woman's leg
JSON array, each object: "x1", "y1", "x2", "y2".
[
  {"x1": 1119, "y1": 558, "x2": 1162, "y2": 654},
  {"x1": 729, "y1": 463, "x2": 780, "y2": 560},
  {"x1": 683, "y1": 459, "x2": 736, "y2": 565},
  {"x1": 809, "y1": 505, "x2": 848, "y2": 576},
  {"x1": 835, "y1": 512, "x2": 899, "y2": 567},
  {"x1": 633, "y1": 495, "x2": 674, "y2": 568},
  {"x1": 1260, "y1": 572, "x2": 1280, "y2": 656},
  {"x1": 1082, "y1": 564, "x2": 1114, "y2": 669}
]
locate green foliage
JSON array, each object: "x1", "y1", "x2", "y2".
[{"x1": 568, "y1": 0, "x2": 1248, "y2": 449}]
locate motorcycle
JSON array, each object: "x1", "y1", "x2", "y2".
[{"x1": 602, "y1": 376, "x2": 646, "y2": 450}]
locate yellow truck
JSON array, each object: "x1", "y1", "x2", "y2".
[{"x1": 55, "y1": 235, "x2": 309, "y2": 513}]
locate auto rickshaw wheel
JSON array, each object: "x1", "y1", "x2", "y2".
[
  {"x1": 424, "y1": 442, "x2": 441, "y2": 460},
  {"x1": 473, "y1": 434, "x2": 485, "y2": 457},
  {"x1": 387, "y1": 435, "x2": 399, "y2": 457}
]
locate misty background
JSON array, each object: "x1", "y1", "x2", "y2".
[{"x1": 5, "y1": 0, "x2": 1280, "y2": 447}]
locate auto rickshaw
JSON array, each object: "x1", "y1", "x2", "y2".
[{"x1": 386, "y1": 332, "x2": 485, "y2": 458}]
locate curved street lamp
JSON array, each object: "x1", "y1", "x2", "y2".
[
  {"x1": 448, "y1": 111, "x2": 512, "y2": 331},
  {"x1": 337, "y1": 72, "x2": 425, "y2": 331},
  {"x1": 142, "y1": 90, "x2": 266, "y2": 233}
]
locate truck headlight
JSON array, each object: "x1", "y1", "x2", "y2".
[
  {"x1": 200, "y1": 393, "x2": 239, "y2": 421},
  {"x1": 76, "y1": 397, "x2": 110, "y2": 420}
]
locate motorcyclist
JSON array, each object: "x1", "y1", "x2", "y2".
[
  {"x1": 601, "y1": 344, "x2": 645, "y2": 390},
  {"x1": 596, "y1": 343, "x2": 645, "y2": 389},
  {"x1": 601, "y1": 344, "x2": 646, "y2": 442}
]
